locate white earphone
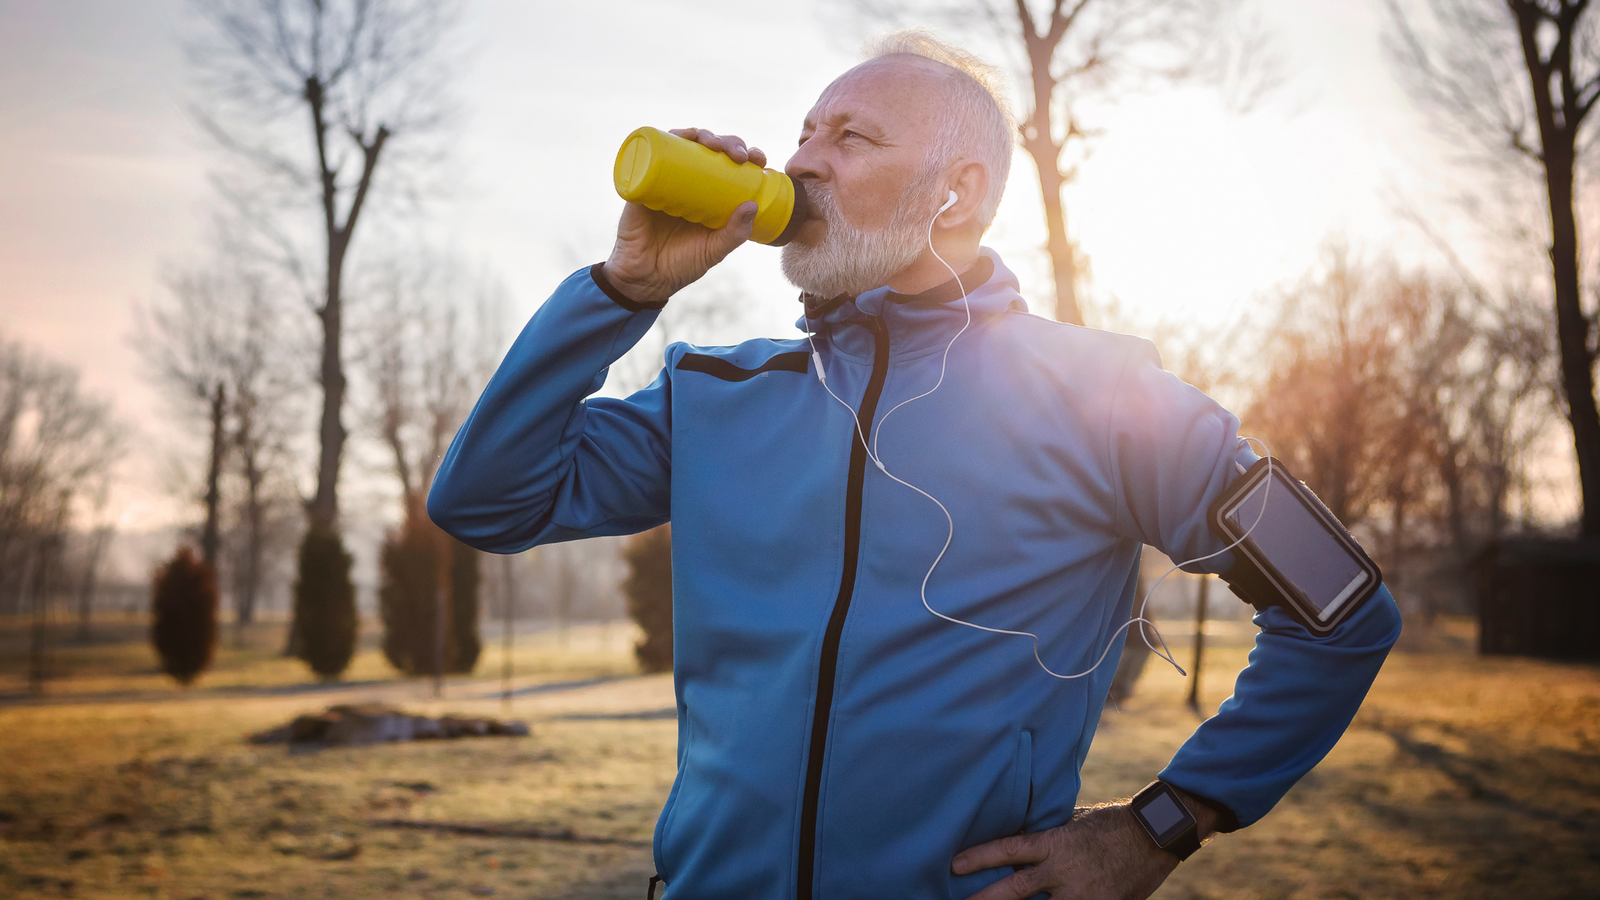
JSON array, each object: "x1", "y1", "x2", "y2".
[{"x1": 807, "y1": 186, "x2": 1269, "y2": 681}]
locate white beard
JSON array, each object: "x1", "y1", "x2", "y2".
[{"x1": 781, "y1": 176, "x2": 941, "y2": 299}]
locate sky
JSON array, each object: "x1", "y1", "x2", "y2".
[{"x1": 0, "y1": 0, "x2": 1559, "y2": 542}]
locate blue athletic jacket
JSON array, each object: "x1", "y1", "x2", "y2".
[{"x1": 428, "y1": 250, "x2": 1402, "y2": 900}]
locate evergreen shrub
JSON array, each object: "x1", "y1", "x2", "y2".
[
  {"x1": 623, "y1": 524, "x2": 673, "y2": 673},
  {"x1": 150, "y1": 546, "x2": 218, "y2": 686},
  {"x1": 378, "y1": 515, "x2": 481, "y2": 676},
  {"x1": 293, "y1": 525, "x2": 357, "y2": 680}
]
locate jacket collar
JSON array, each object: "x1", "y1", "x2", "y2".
[
  {"x1": 879, "y1": 255, "x2": 994, "y2": 308},
  {"x1": 797, "y1": 248, "x2": 1027, "y2": 338}
]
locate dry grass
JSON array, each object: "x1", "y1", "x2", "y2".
[
  {"x1": 0, "y1": 621, "x2": 672, "y2": 899},
  {"x1": 1088, "y1": 618, "x2": 1600, "y2": 899},
  {"x1": 0, "y1": 616, "x2": 1597, "y2": 899},
  {"x1": 0, "y1": 615, "x2": 641, "y2": 700}
]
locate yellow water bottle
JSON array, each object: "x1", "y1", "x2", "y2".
[{"x1": 613, "y1": 126, "x2": 810, "y2": 246}]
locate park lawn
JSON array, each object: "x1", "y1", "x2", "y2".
[
  {"x1": 0, "y1": 672, "x2": 676, "y2": 900},
  {"x1": 0, "y1": 617, "x2": 1596, "y2": 899},
  {"x1": 0, "y1": 622, "x2": 671, "y2": 900},
  {"x1": 1085, "y1": 621, "x2": 1600, "y2": 900},
  {"x1": 0, "y1": 615, "x2": 642, "y2": 700}
]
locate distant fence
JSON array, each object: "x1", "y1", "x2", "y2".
[{"x1": 1474, "y1": 538, "x2": 1600, "y2": 660}]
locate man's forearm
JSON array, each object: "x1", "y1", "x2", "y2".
[{"x1": 1158, "y1": 584, "x2": 1403, "y2": 830}]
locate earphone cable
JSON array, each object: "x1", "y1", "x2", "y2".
[{"x1": 804, "y1": 195, "x2": 1275, "y2": 680}]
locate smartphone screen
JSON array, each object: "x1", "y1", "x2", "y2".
[{"x1": 1224, "y1": 471, "x2": 1370, "y2": 621}]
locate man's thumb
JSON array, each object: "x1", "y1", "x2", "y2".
[{"x1": 725, "y1": 201, "x2": 758, "y2": 244}]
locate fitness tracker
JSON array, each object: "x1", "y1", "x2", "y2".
[{"x1": 1129, "y1": 780, "x2": 1201, "y2": 861}]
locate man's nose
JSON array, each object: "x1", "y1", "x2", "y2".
[{"x1": 785, "y1": 138, "x2": 826, "y2": 184}]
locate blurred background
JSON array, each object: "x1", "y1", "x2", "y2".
[{"x1": 1, "y1": 1, "x2": 1597, "y2": 898}]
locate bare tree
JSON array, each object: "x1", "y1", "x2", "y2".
[
  {"x1": 0, "y1": 334, "x2": 123, "y2": 616},
  {"x1": 360, "y1": 250, "x2": 505, "y2": 516},
  {"x1": 137, "y1": 269, "x2": 239, "y2": 571},
  {"x1": 845, "y1": 1, "x2": 1280, "y2": 325},
  {"x1": 1387, "y1": 0, "x2": 1600, "y2": 535},
  {"x1": 73, "y1": 481, "x2": 114, "y2": 644},
  {"x1": 187, "y1": 0, "x2": 462, "y2": 537},
  {"x1": 1470, "y1": 289, "x2": 1558, "y2": 536},
  {"x1": 227, "y1": 274, "x2": 303, "y2": 632},
  {"x1": 362, "y1": 250, "x2": 505, "y2": 677},
  {"x1": 1244, "y1": 247, "x2": 1395, "y2": 526},
  {"x1": 136, "y1": 263, "x2": 302, "y2": 633},
  {"x1": 1244, "y1": 247, "x2": 1557, "y2": 616}
]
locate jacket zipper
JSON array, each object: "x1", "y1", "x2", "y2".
[{"x1": 797, "y1": 317, "x2": 891, "y2": 900}]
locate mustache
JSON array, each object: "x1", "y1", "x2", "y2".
[
  {"x1": 801, "y1": 178, "x2": 943, "y2": 233},
  {"x1": 802, "y1": 182, "x2": 841, "y2": 225}
]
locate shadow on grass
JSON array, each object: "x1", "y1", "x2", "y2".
[{"x1": 553, "y1": 707, "x2": 676, "y2": 722}]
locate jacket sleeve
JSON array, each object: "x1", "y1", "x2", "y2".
[
  {"x1": 1104, "y1": 338, "x2": 1403, "y2": 830},
  {"x1": 427, "y1": 264, "x2": 674, "y2": 553}
]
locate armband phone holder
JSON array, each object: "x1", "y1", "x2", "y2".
[{"x1": 1208, "y1": 457, "x2": 1382, "y2": 636}]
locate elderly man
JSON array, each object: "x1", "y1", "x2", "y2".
[{"x1": 429, "y1": 33, "x2": 1401, "y2": 900}]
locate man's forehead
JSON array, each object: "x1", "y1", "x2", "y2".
[{"x1": 803, "y1": 55, "x2": 950, "y2": 131}]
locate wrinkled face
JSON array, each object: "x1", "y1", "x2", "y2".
[{"x1": 780, "y1": 57, "x2": 949, "y2": 299}]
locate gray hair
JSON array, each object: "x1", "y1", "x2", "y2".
[{"x1": 864, "y1": 30, "x2": 1015, "y2": 231}]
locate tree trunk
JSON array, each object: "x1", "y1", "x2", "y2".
[
  {"x1": 1513, "y1": 0, "x2": 1600, "y2": 535},
  {"x1": 236, "y1": 438, "x2": 264, "y2": 642},
  {"x1": 310, "y1": 243, "x2": 347, "y2": 535},
  {"x1": 201, "y1": 381, "x2": 227, "y2": 569},
  {"x1": 556, "y1": 552, "x2": 574, "y2": 649},
  {"x1": 1015, "y1": 0, "x2": 1085, "y2": 327},
  {"x1": 1108, "y1": 567, "x2": 1151, "y2": 704},
  {"x1": 1541, "y1": 151, "x2": 1600, "y2": 535},
  {"x1": 1387, "y1": 489, "x2": 1406, "y2": 596},
  {"x1": 75, "y1": 526, "x2": 110, "y2": 644},
  {"x1": 291, "y1": 73, "x2": 387, "y2": 661},
  {"x1": 1438, "y1": 442, "x2": 1470, "y2": 556},
  {"x1": 1185, "y1": 574, "x2": 1209, "y2": 715},
  {"x1": 433, "y1": 583, "x2": 448, "y2": 698},
  {"x1": 1028, "y1": 144, "x2": 1084, "y2": 327},
  {"x1": 502, "y1": 552, "x2": 515, "y2": 714},
  {"x1": 22, "y1": 548, "x2": 42, "y2": 695}
]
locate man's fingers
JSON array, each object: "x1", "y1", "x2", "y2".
[
  {"x1": 666, "y1": 127, "x2": 757, "y2": 165},
  {"x1": 960, "y1": 866, "x2": 1049, "y2": 900},
  {"x1": 952, "y1": 833, "x2": 1047, "y2": 875},
  {"x1": 721, "y1": 136, "x2": 750, "y2": 163}
]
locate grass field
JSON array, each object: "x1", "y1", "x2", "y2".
[{"x1": 1, "y1": 616, "x2": 1596, "y2": 899}]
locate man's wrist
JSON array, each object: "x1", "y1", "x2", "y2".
[
  {"x1": 1171, "y1": 786, "x2": 1221, "y2": 841},
  {"x1": 593, "y1": 261, "x2": 670, "y2": 311},
  {"x1": 1128, "y1": 781, "x2": 1219, "y2": 862}
]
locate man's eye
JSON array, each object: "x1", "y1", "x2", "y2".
[{"x1": 841, "y1": 130, "x2": 860, "y2": 140}]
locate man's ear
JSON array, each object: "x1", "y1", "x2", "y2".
[{"x1": 937, "y1": 160, "x2": 990, "y2": 233}]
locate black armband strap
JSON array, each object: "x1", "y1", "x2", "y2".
[
  {"x1": 1178, "y1": 786, "x2": 1242, "y2": 834},
  {"x1": 1218, "y1": 556, "x2": 1278, "y2": 614}
]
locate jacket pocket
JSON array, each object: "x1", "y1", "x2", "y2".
[
  {"x1": 1009, "y1": 730, "x2": 1034, "y2": 834},
  {"x1": 652, "y1": 712, "x2": 693, "y2": 879}
]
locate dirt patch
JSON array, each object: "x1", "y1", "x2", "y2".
[{"x1": 248, "y1": 703, "x2": 530, "y2": 747}]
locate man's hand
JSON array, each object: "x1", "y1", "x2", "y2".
[
  {"x1": 952, "y1": 791, "x2": 1218, "y2": 900},
  {"x1": 601, "y1": 128, "x2": 765, "y2": 307}
]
